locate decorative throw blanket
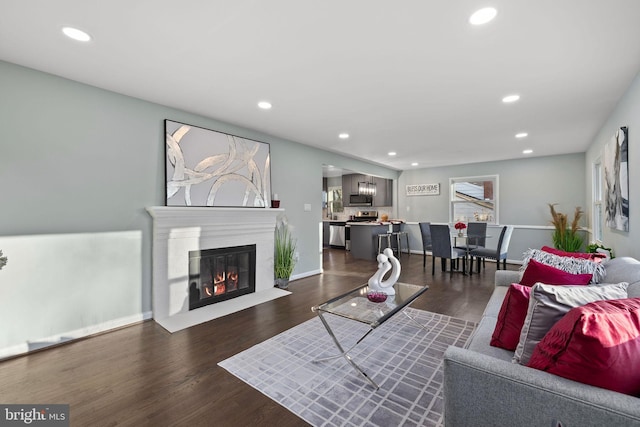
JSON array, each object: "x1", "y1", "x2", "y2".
[{"x1": 521, "y1": 248, "x2": 607, "y2": 283}]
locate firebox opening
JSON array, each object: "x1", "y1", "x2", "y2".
[{"x1": 188, "y1": 244, "x2": 256, "y2": 310}]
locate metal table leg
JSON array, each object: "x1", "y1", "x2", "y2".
[
  {"x1": 402, "y1": 310, "x2": 432, "y2": 332},
  {"x1": 313, "y1": 311, "x2": 380, "y2": 390}
]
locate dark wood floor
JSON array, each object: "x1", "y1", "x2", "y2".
[{"x1": 0, "y1": 249, "x2": 516, "y2": 426}]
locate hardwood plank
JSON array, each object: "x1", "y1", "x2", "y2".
[{"x1": 0, "y1": 249, "x2": 515, "y2": 426}]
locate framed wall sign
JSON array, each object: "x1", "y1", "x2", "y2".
[{"x1": 406, "y1": 183, "x2": 440, "y2": 196}]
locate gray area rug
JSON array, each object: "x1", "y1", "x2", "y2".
[{"x1": 218, "y1": 308, "x2": 476, "y2": 426}]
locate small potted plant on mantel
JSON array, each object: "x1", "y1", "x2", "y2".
[
  {"x1": 0, "y1": 250, "x2": 7, "y2": 270},
  {"x1": 274, "y1": 216, "x2": 296, "y2": 289}
]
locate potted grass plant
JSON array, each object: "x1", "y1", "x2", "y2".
[
  {"x1": 0, "y1": 250, "x2": 7, "y2": 270},
  {"x1": 274, "y1": 217, "x2": 296, "y2": 289},
  {"x1": 548, "y1": 203, "x2": 584, "y2": 252}
]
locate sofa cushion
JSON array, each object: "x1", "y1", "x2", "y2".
[
  {"x1": 465, "y1": 315, "x2": 514, "y2": 362},
  {"x1": 603, "y1": 257, "x2": 640, "y2": 289},
  {"x1": 520, "y1": 259, "x2": 592, "y2": 287},
  {"x1": 490, "y1": 284, "x2": 532, "y2": 350},
  {"x1": 513, "y1": 282, "x2": 629, "y2": 365},
  {"x1": 528, "y1": 298, "x2": 640, "y2": 396},
  {"x1": 541, "y1": 245, "x2": 605, "y2": 261},
  {"x1": 521, "y1": 248, "x2": 606, "y2": 283}
]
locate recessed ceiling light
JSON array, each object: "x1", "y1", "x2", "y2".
[
  {"x1": 62, "y1": 26, "x2": 91, "y2": 42},
  {"x1": 469, "y1": 7, "x2": 497, "y2": 25},
  {"x1": 388, "y1": 151, "x2": 397, "y2": 156},
  {"x1": 515, "y1": 132, "x2": 528, "y2": 138},
  {"x1": 411, "y1": 162, "x2": 419, "y2": 166},
  {"x1": 338, "y1": 133, "x2": 350, "y2": 139},
  {"x1": 257, "y1": 101, "x2": 272, "y2": 110},
  {"x1": 523, "y1": 149, "x2": 533, "y2": 154},
  {"x1": 502, "y1": 94, "x2": 520, "y2": 103}
]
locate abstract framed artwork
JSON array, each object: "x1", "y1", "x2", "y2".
[
  {"x1": 165, "y1": 120, "x2": 271, "y2": 207},
  {"x1": 603, "y1": 126, "x2": 629, "y2": 231}
]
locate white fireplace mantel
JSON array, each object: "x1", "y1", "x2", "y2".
[{"x1": 147, "y1": 206, "x2": 290, "y2": 332}]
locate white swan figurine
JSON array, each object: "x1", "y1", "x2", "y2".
[{"x1": 367, "y1": 248, "x2": 401, "y2": 295}]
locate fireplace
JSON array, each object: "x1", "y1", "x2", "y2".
[
  {"x1": 189, "y1": 244, "x2": 256, "y2": 310},
  {"x1": 147, "y1": 206, "x2": 290, "y2": 333}
]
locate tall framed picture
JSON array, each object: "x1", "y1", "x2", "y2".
[
  {"x1": 603, "y1": 126, "x2": 629, "y2": 231},
  {"x1": 165, "y1": 120, "x2": 271, "y2": 207}
]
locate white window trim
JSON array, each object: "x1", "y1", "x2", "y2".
[
  {"x1": 592, "y1": 159, "x2": 603, "y2": 244},
  {"x1": 449, "y1": 174, "x2": 499, "y2": 224}
]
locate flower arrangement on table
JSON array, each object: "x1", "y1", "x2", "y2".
[{"x1": 454, "y1": 222, "x2": 467, "y2": 236}]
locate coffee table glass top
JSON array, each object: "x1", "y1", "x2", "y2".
[{"x1": 312, "y1": 282, "x2": 428, "y2": 328}]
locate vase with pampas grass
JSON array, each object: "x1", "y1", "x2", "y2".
[{"x1": 548, "y1": 203, "x2": 584, "y2": 252}]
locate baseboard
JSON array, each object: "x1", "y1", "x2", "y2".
[
  {"x1": 290, "y1": 269, "x2": 322, "y2": 281},
  {"x1": 0, "y1": 311, "x2": 153, "y2": 361}
]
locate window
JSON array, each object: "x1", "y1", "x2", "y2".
[
  {"x1": 592, "y1": 160, "x2": 603, "y2": 243},
  {"x1": 450, "y1": 175, "x2": 498, "y2": 224},
  {"x1": 327, "y1": 186, "x2": 343, "y2": 213}
]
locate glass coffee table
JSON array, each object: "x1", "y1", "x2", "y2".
[{"x1": 311, "y1": 282, "x2": 429, "y2": 389}]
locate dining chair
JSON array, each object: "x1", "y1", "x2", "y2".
[
  {"x1": 429, "y1": 224, "x2": 467, "y2": 276},
  {"x1": 419, "y1": 222, "x2": 432, "y2": 270},
  {"x1": 469, "y1": 225, "x2": 514, "y2": 273}
]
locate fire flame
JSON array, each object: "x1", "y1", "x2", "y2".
[
  {"x1": 203, "y1": 284, "x2": 213, "y2": 297},
  {"x1": 227, "y1": 269, "x2": 239, "y2": 291},
  {"x1": 214, "y1": 283, "x2": 226, "y2": 295},
  {"x1": 214, "y1": 271, "x2": 225, "y2": 284}
]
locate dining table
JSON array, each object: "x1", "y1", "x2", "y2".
[{"x1": 452, "y1": 233, "x2": 491, "y2": 275}]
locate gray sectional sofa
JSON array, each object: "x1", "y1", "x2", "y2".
[{"x1": 443, "y1": 256, "x2": 640, "y2": 427}]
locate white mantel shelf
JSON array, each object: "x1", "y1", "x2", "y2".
[
  {"x1": 147, "y1": 206, "x2": 284, "y2": 222},
  {"x1": 146, "y1": 206, "x2": 289, "y2": 333}
]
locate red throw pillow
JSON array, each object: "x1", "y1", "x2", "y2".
[
  {"x1": 541, "y1": 246, "x2": 605, "y2": 262},
  {"x1": 528, "y1": 298, "x2": 640, "y2": 396},
  {"x1": 491, "y1": 284, "x2": 532, "y2": 350},
  {"x1": 520, "y1": 259, "x2": 592, "y2": 287}
]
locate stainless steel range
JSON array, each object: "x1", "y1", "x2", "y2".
[{"x1": 350, "y1": 211, "x2": 379, "y2": 222}]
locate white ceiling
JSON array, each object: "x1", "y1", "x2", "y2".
[{"x1": 2, "y1": 1, "x2": 640, "y2": 171}]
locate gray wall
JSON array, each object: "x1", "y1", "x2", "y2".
[
  {"x1": 397, "y1": 154, "x2": 586, "y2": 260},
  {"x1": 398, "y1": 154, "x2": 586, "y2": 225},
  {"x1": 0, "y1": 60, "x2": 397, "y2": 354},
  {"x1": 586, "y1": 70, "x2": 640, "y2": 259}
]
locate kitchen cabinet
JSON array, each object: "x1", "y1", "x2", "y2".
[
  {"x1": 373, "y1": 176, "x2": 393, "y2": 207},
  {"x1": 341, "y1": 175, "x2": 351, "y2": 196},
  {"x1": 342, "y1": 174, "x2": 365, "y2": 196},
  {"x1": 349, "y1": 223, "x2": 390, "y2": 260},
  {"x1": 342, "y1": 174, "x2": 392, "y2": 207},
  {"x1": 342, "y1": 174, "x2": 365, "y2": 207}
]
